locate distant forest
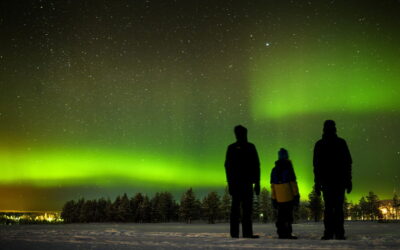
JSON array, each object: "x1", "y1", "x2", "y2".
[{"x1": 61, "y1": 188, "x2": 399, "y2": 223}]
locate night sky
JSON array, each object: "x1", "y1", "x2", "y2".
[{"x1": 1, "y1": 0, "x2": 400, "y2": 211}]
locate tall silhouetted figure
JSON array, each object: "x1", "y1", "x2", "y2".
[
  {"x1": 313, "y1": 120, "x2": 352, "y2": 240},
  {"x1": 225, "y1": 125, "x2": 260, "y2": 238},
  {"x1": 271, "y1": 148, "x2": 300, "y2": 239}
]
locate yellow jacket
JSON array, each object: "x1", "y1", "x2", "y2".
[{"x1": 270, "y1": 160, "x2": 299, "y2": 203}]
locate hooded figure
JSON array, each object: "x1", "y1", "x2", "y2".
[
  {"x1": 313, "y1": 120, "x2": 352, "y2": 240},
  {"x1": 270, "y1": 148, "x2": 300, "y2": 239},
  {"x1": 225, "y1": 125, "x2": 260, "y2": 238}
]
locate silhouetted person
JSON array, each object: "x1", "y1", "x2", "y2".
[
  {"x1": 271, "y1": 148, "x2": 300, "y2": 239},
  {"x1": 225, "y1": 125, "x2": 260, "y2": 238},
  {"x1": 313, "y1": 120, "x2": 352, "y2": 240}
]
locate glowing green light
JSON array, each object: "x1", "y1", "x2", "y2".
[
  {"x1": 251, "y1": 47, "x2": 400, "y2": 119},
  {"x1": 0, "y1": 145, "x2": 363, "y2": 201},
  {"x1": 0, "y1": 147, "x2": 224, "y2": 187}
]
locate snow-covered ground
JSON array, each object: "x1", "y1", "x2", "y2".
[{"x1": 1, "y1": 222, "x2": 399, "y2": 249}]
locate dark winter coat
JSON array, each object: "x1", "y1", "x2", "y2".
[
  {"x1": 224, "y1": 141, "x2": 260, "y2": 192},
  {"x1": 313, "y1": 133, "x2": 352, "y2": 188}
]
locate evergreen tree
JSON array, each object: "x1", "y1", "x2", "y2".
[
  {"x1": 171, "y1": 200, "x2": 180, "y2": 221},
  {"x1": 130, "y1": 193, "x2": 144, "y2": 222},
  {"x1": 111, "y1": 195, "x2": 122, "y2": 221},
  {"x1": 252, "y1": 194, "x2": 260, "y2": 222},
  {"x1": 366, "y1": 191, "x2": 382, "y2": 220},
  {"x1": 61, "y1": 200, "x2": 75, "y2": 223},
  {"x1": 76, "y1": 198, "x2": 85, "y2": 222},
  {"x1": 294, "y1": 202, "x2": 310, "y2": 222},
  {"x1": 151, "y1": 192, "x2": 163, "y2": 222},
  {"x1": 137, "y1": 195, "x2": 151, "y2": 222},
  {"x1": 259, "y1": 187, "x2": 273, "y2": 223},
  {"x1": 95, "y1": 198, "x2": 108, "y2": 222},
  {"x1": 299, "y1": 202, "x2": 310, "y2": 221},
  {"x1": 151, "y1": 192, "x2": 175, "y2": 222},
  {"x1": 359, "y1": 196, "x2": 368, "y2": 220},
  {"x1": 161, "y1": 192, "x2": 176, "y2": 222},
  {"x1": 202, "y1": 191, "x2": 221, "y2": 224},
  {"x1": 80, "y1": 199, "x2": 97, "y2": 222},
  {"x1": 179, "y1": 188, "x2": 200, "y2": 223},
  {"x1": 349, "y1": 203, "x2": 361, "y2": 220},
  {"x1": 220, "y1": 187, "x2": 231, "y2": 222},
  {"x1": 307, "y1": 187, "x2": 324, "y2": 222},
  {"x1": 104, "y1": 198, "x2": 113, "y2": 222},
  {"x1": 117, "y1": 193, "x2": 131, "y2": 222}
]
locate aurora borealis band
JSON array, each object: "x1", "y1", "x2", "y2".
[{"x1": 1, "y1": 1, "x2": 400, "y2": 210}]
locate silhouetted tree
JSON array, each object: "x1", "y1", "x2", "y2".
[
  {"x1": 137, "y1": 195, "x2": 151, "y2": 222},
  {"x1": 81, "y1": 199, "x2": 97, "y2": 222},
  {"x1": 171, "y1": 200, "x2": 180, "y2": 221},
  {"x1": 307, "y1": 188, "x2": 324, "y2": 222},
  {"x1": 220, "y1": 187, "x2": 231, "y2": 222},
  {"x1": 62, "y1": 188, "x2": 400, "y2": 224},
  {"x1": 151, "y1": 192, "x2": 163, "y2": 222},
  {"x1": 116, "y1": 193, "x2": 131, "y2": 222},
  {"x1": 202, "y1": 191, "x2": 221, "y2": 224},
  {"x1": 294, "y1": 202, "x2": 310, "y2": 222},
  {"x1": 61, "y1": 200, "x2": 76, "y2": 223},
  {"x1": 95, "y1": 198, "x2": 108, "y2": 222},
  {"x1": 349, "y1": 203, "x2": 361, "y2": 220},
  {"x1": 130, "y1": 193, "x2": 144, "y2": 222},
  {"x1": 359, "y1": 196, "x2": 368, "y2": 220},
  {"x1": 151, "y1": 192, "x2": 176, "y2": 222},
  {"x1": 104, "y1": 198, "x2": 113, "y2": 222},
  {"x1": 110, "y1": 195, "x2": 121, "y2": 221},
  {"x1": 259, "y1": 187, "x2": 274, "y2": 223},
  {"x1": 366, "y1": 191, "x2": 382, "y2": 220},
  {"x1": 161, "y1": 192, "x2": 177, "y2": 222},
  {"x1": 252, "y1": 193, "x2": 260, "y2": 222},
  {"x1": 76, "y1": 198, "x2": 85, "y2": 222},
  {"x1": 179, "y1": 188, "x2": 200, "y2": 223}
]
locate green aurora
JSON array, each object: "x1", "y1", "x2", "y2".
[
  {"x1": 0, "y1": 147, "x2": 222, "y2": 187},
  {"x1": 1, "y1": 1, "x2": 400, "y2": 210},
  {"x1": 251, "y1": 45, "x2": 400, "y2": 119}
]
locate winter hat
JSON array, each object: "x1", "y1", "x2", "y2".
[
  {"x1": 234, "y1": 125, "x2": 248, "y2": 142},
  {"x1": 323, "y1": 120, "x2": 336, "y2": 134},
  {"x1": 234, "y1": 125, "x2": 247, "y2": 136},
  {"x1": 278, "y1": 148, "x2": 289, "y2": 160}
]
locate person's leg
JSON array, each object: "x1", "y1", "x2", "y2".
[
  {"x1": 287, "y1": 204, "x2": 294, "y2": 236},
  {"x1": 277, "y1": 203, "x2": 290, "y2": 238},
  {"x1": 230, "y1": 195, "x2": 240, "y2": 238},
  {"x1": 322, "y1": 188, "x2": 334, "y2": 239},
  {"x1": 333, "y1": 188, "x2": 345, "y2": 239},
  {"x1": 275, "y1": 204, "x2": 284, "y2": 238},
  {"x1": 242, "y1": 191, "x2": 254, "y2": 237}
]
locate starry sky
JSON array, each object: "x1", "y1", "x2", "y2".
[{"x1": 1, "y1": 0, "x2": 400, "y2": 211}]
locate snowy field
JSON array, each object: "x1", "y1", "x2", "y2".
[{"x1": 1, "y1": 222, "x2": 399, "y2": 249}]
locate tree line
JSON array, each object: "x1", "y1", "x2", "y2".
[
  {"x1": 61, "y1": 187, "x2": 399, "y2": 223},
  {"x1": 307, "y1": 190, "x2": 399, "y2": 221}
]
